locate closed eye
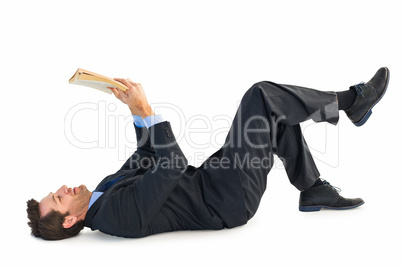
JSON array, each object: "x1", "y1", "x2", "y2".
[{"x1": 53, "y1": 194, "x2": 61, "y2": 204}]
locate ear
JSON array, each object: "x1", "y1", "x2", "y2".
[{"x1": 62, "y1": 216, "x2": 78, "y2": 229}]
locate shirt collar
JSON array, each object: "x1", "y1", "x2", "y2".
[{"x1": 88, "y1": 191, "x2": 103, "y2": 210}]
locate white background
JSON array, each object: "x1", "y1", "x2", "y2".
[{"x1": 1, "y1": 0, "x2": 401, "y2": 267}]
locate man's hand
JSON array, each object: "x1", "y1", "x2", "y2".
[{"x1": 108, "y1": 78, "x2": 155, "y2": 118}]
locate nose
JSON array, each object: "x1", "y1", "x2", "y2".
[{"x1": 57, "y1": 185, "x2": 69, "y2": 195}]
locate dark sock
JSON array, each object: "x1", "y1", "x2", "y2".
[
  {"x1": 336, "y1": 88, "x2": 357, "y2": 110},
  {"x1": 309, "y1": 178, "x2": 324, "y2": 189}
]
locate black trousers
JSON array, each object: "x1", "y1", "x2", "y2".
[{"x1": 201, "y1": 81, "x2": 339, "y2": 221}]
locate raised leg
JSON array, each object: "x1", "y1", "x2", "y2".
[{"x1": 202, "y1": 81, "x2": 339, "y2": 219}]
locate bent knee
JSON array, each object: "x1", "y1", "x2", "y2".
[
  {"x1": 252, "y1": 81, "x2": 271, "y2": 88},
  {"x1": 248, "y1": 81, "x2": 284, "y2": 97}
]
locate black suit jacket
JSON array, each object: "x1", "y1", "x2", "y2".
[{"x1": 84, "y1": 121, "x2": 248, "y2": 238}]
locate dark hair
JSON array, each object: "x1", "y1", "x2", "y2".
[{"x1": 26, "y1": 199, "x2": 84, "y2": 240}]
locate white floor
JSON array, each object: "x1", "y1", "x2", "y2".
[{"x1": 2, "y1": 1, "x2": 401, "y2": 267}]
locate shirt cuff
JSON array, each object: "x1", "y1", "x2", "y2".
[
  {"x1": 143, "y1": 114, "x2": 165, "y2": 128},
  {"x1": 132, "y1": 115, "x2": 146, "y2": 128},
  {"x1": 132, "y1": 114, "x2": 165, "y2": 129}
]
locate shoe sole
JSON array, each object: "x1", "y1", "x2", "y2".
[
  {"x1": 299, "y1": 201, "x2": 365, "y2": 212},
  {"x1": 354, "y1": 67, "x2": 390, "y2": 127}
]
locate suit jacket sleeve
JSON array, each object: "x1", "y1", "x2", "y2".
[
  {"x1": 102, "y1": 121, "x2": 188, "y2": 235},
  {"x1": 118, "y1": 123, "x2": 156, "y2": 171}
]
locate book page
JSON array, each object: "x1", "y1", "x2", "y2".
[{"x1": 70, "y1": 80, "x2": 113, "y2": 94}]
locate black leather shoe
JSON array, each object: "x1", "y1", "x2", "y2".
[
  {"x1": 345, "y1": 67, "x2": 390, "y2": 126},
  {"x1": 299, "y1": 180, "x2": 364, "y2": 212}
]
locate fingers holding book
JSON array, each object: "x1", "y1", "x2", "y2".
[
  {"x1": 107, "y1": 86, "x2": 125, "y2": 103},
  {"x1": 107, "y1": 78, "x2": 154, "y2": 118}
]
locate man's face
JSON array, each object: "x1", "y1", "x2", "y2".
[{"x1": 39, "y1": 185, "x2": 92, "y2": 218}]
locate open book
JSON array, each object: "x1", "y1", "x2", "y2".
[{"x1": 69, "y1": 68, "x2": 128, "y2": 94}]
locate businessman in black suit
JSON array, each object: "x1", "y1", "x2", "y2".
[{"x1": 27, "y1": 68, "x2": 390, "y2": 240}]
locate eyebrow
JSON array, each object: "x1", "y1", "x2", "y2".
[{"x1": 52, "y1": 194, "x2": 57, "y2": 204}]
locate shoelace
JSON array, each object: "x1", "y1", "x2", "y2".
[
  {"x1": 322, "y1": 180, "x2": 342, "y2": 193},
  {"x1": 354, "y1": 82, "x2": 365, "y2": 97}
]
